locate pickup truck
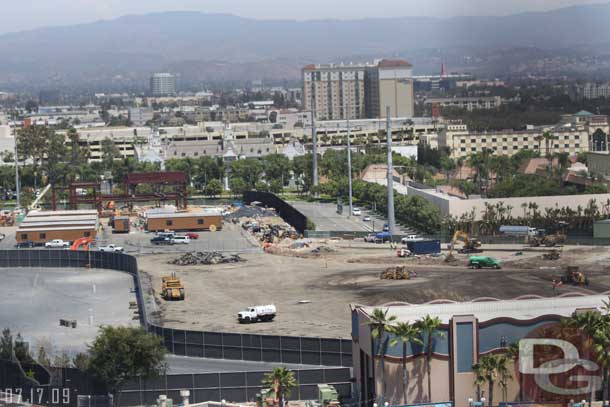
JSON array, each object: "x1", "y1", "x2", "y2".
[
  {"x1": 45, "y1": 239, "x2": 70, "y2": 248},
  {"x1": 98, "y1": 244, "x2": 124, "y2": 253},
  {"x1": 238, "y1": 304, "x2": 277, "y2": 323}
]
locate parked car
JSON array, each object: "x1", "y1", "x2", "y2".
[
  {"x1": 45, "y1": 239, "x2": 70, "y2": 249},
  {"x1": 352, "y1": 207, "x2": 361, "y2": 216},
  {"x1": 0, "y1": 232, "x2": 5, "y2": 241},
  {"x1": 16, "y1": 241, "x2": 34, "y2": 248},
  {"x1": 185, "y1": 232, "x2": 199, "y2": 239},
  {"x1": 362, "y1": 215, "x2": 371, "y2": 222},
  {"x1": 468, "y1": 256, "x2": 501, "y2": 269},
  {"x1": 364, "y1": 234, "x2": 377, "y2": 243},
  {"x1": 98, "y1": 244, "x2": 124, "y2": 253},
  {"x1": 151, "y1": 236, "x2": 174, "y2": 245},
  {"x1": 173, "y1": 235, "x2": 191, "y2": 244}
]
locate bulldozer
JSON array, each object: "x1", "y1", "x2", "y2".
[
  {"x1": 380, "y1": 266, "x2": 413, "y2": 280},
  {"x1": 161, "y1": 273, "x2": 185, "y2": 301},
  {"x1": 529, "y1": 232, "x2": 566, "y2": 247},
  {"x1": 560, "y1": 266, "x2": 588, "y2": 286}
]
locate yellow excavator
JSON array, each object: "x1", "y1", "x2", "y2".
[{"x1": 449, "y1": 231, "x2": 483, "y2": 255}]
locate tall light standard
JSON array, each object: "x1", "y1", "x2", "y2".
[
  {"x1": 346, "y1": 104, "x2": 353, "y2": 218},
  {"x1": 386, "y1": 106, "x2": 395, "y2": 237},
  {"x1": 12, "y1": 112, "x2": 20, "y2": 209},
  {"x1": 310, "y1": 90, "x2": 319, "y2": 194}
]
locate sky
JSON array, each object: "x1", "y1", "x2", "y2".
[{"x1": 0, "y1": 0, "x2": 605, "y2": 34}]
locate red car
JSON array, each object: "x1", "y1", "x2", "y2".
[{"x1": 185, "y1": 232, "x2": 199, "y2": 239}]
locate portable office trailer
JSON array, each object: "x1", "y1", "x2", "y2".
[
  {"x1": 112, "y1": 216, "x2": 130, "y2": 233},
  {"x1": 145, "y1": 211, "x2": 223, "y2": 232},
  {"x1": 16, "y1": 226, "x2": 97, "y2": 244}
]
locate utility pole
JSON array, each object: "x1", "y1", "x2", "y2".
[
  {"x1": 12, "y1": 112, "x2": 20, "y2": 209},
  {"x1": 310, "y1": 90, "x2": 319, "y2": 194},
  {"x1": 346, "y1": 106, "x2": 353, "y2": 218},
  {"x1": 386, "y1": 106, "x2": 395, "y2": 237}
]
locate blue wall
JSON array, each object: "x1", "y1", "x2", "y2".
[
  {"x1": 456, "y1": 322, "x2": 474, "y2": 373},
  {"x1": 478, "y1": 319, "x2": 558, "y2": 353},
  {"x1": 377, "y1": 329, "x2": 450, "y2": 358}
]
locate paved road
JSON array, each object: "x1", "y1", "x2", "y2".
[
  {"x1": 289, "y1": 201, "x2": 411, "y2": 234},
  {"x1": 167, "y1": 355, "x2": 330, "y2": 374}
]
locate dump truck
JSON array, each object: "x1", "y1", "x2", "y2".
[
  {"x1": 529, "y1": 232, "x2": 567, "y2": 247},
  {"x1": 161, "y1": 273, "x2": 185, "y2": 301},
  {"x1": 468, "y1": 256, "x2": 501, "y2": 269},
  {"x1": 405, "y1": 239, "x2": 441, "y2": 255},
  {"x1": 238, "y1": 304, "x2": 277, "y2": 323}
]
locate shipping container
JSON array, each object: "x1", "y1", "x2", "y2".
[
  {"x1": 16, "y1": 227, "x2": 97, "y2": 244},
  {"x1": 15, "y1": 210, "x2": 99, "y2": 244},
  {"x1": 406, "y1": 239, "x2": 441, "y2": 255},
  {"x1": 145, "y1": 211, "x2": 223, "y2": 232}
]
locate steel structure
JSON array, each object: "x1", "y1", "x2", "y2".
[{"x1": 51, "y1": 172, "x2": 188, "y2": 212}]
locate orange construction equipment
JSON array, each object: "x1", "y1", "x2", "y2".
[{"x1": 70, "y1": 237, "x2": 94, "y2": 251}]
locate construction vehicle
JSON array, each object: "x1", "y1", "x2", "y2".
[
  {"x1": 70, "y1": 237, "x2": 94, "y2": 251},
  {"x1": 449, "y1": 231, "x2": 483, "y2": 255},
  {"x1": 543, "y1": 250, "x2": 561, "y2": 260},
  {"x1": 468, "y1": 256, "x2": 501, "y2": 269},
  {"x1": 28, "y1": 184, "x2": 52, "y2": 211},
  {"x1": 380, "y1": 266, "x2": 414, "y2": 280},
  {"x1": 161, "y1": 273, "x2": 185, "y2": 301},
  {"x1": 237, "y1": 304, "x2": 276, "y2": 323},
  {"x1": 529, "y1": 232, "x2": 567, "y2": 247},
  {"x1": 560, "y1": 266, "x2": 588, "y2": 286}
]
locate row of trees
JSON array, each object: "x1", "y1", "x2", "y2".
[{"x1": 367, "y1": 309, "x2": 445, "y2": 405}]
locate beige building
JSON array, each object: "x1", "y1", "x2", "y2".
[
  {"x1": 441, "y1": 111, "x2": 609, "y2": 159},
  {"x1": 303, "y1": 59, "x2": 414, "y2": 120},
  {"x1": 425, "y1": 96, "x2": 503, "y2": 112}
]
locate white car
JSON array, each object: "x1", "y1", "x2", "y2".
[
  {"x1": 352, "y1": 208, "x2": 362, "y2": 216},
  {"x1": 173, "y1": 235, "x2": 191, "y2": 244},
  {"x1": 98, "y1": 244, "x2": 124, "y2": 253},
  {"x1": 45, "y1": 239, "x2": 70, "y2": 248}
]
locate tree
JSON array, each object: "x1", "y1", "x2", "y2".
[
  {"x1": 204, "y1": 179, "x2": 223, "y2": 197},
  {"x1": 87, "y1": 326, "x2": 166, "y2": 403},
  {"x1": 262, "y1": 367, "x2": 297, "y2": 407},
  {"x1": 472, "y1": 354, "x2": 511, "y2": 407},
  {"x1": 100, "y1": 138, "x2": 121, "y2": 171},
  {"x1": 229, "y1": 178, "x2": 248, "y2": 197},
  {"x1": 36, "y1": 346, "x2": 51, "y2": 368},
  {"x1": 0, "y1": 328, "x2": 13, "y2": 360},
  {"x1": 389, "y1": 322, "x2": 422, "y2": 404},
  {"x1": 367, "y1": 308, "x2": 397, "y2": 405},
  {"x1": 72, "y1": 352, "x2": 90, "y2": 371},
  {"x1": 416, "y1": 315, "x2": 445, "y2": 402}
]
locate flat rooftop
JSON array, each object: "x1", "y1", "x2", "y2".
[
  {"x1": 357, "y1": 294, "x2": 610, "y2": 324},
  {"x1": 146, "y1": 210, "x2": 222, "y2": 219}
]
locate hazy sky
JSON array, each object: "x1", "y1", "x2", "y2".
[{"x1": 0, "y1": 0, "x2": 604, "y2": 34}]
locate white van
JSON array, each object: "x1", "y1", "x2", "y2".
[{"x1": 173, "y1": 235, "x2": 191, "y2": 244}]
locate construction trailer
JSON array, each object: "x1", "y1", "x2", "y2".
[
  {"x1": 16, "y1": 210, "x2": 99, "y2": 244},
  {"x1": 145, "y1": 210, "x2": 223, "y2": 232},
  {"x1": 111, "y1": 216, "x2": 130, "y2": 233}
]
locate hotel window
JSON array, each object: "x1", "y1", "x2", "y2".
[
  {"x1": 513, "y1": 146, "x2": 518, "y2": 150},
  {"x1": 461, "y1": 147, "x2": 466, "y2": 152},
  {"x1": 502, "y1": 138, "x2": 507, "y2": 142},
  {"x1": 503, "y1": 146, "x2": 508, "y2": 150},
  {"x1": 576, "y1": 144, "x2": 580, "y2": 148},
  {"x1": 523, "y1": 137, "x2": 528, "y2": 141},
  {"x1": 492, "y1": 138, "x2": 497, "y2": 142},
  {"x1": 460, "y1": 139, "x2": 466, "y2": 143},
  {"x1": 565, "y1": 144, "x2": 569, "y2": 148},
  {"x1": 575, "y1": 135, "x2": 580, "y2": 139},
  {"x1": 471, "y1": 147, "x2": 476, "y2": 152},
  {"x1": 481, "y1": 139, "x2": 486, "y2": 143},
  {"x1": 554, "y1": 144, "x2": 559, "y2": 148},
  {"x1": 470, "y1": 139, "x2": 476, "y2": 143},
  {"x1": 513, "y1": 137, "x2": 518, "y2": 142}
]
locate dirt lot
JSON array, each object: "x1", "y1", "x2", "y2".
[{"x1": 138, "y1": 242, "x2": 610, "y2": 339}]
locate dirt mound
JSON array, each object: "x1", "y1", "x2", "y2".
[{"x1": 168, "y1": 252, "x2": 245, "y2": 266}]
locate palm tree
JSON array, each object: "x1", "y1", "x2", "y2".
[
  {"x1": 367, "y1": 308, "x2": 397, "y2": 405},
  {"x1": 416, "y1": 315, "x2": 445, "y2": 402},
  {"x1": 389, "y1": 322, "x2": 423, "y2": 405},
  {"x1": 505, "y1": 343, "x2": 523, "y2": 401},
  {"x1": 472, "y1": 354, "x2": 511, "y2": 407},
  {"x1": 262, "y1": 367, "x2": 297, "y2": 407}
]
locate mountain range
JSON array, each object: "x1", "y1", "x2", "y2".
[{"x1": 1, "y1": 2, "x2": 610, "y2": 88}]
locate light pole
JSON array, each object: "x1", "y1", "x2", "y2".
[
  {"x1": 12, "y1": 112, "x2": 20, "y2": 209},
  {"x1": 386, "y1": 106, "x2": 395, "y2": 238},
  {"x1": 347, "y1": 105, "x2": 353, "y2": 218},
  {"x1": 310, "y1": 90, "x2": 319, "y2": 194}
]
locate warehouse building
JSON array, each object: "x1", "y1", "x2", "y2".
[
  {"x1": 145, "y1": 209, "x2": 223, "y2": 232},
  {"x1": 351, "y1": 294, "x2": 609, "y2": 407},
  {"x1": 16, "y1": 210, "x2": 99, "y2": 244}
]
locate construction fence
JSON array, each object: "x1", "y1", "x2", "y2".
[{"x1": 243, "y1": 191, "x2": 311, "y2": 233}]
